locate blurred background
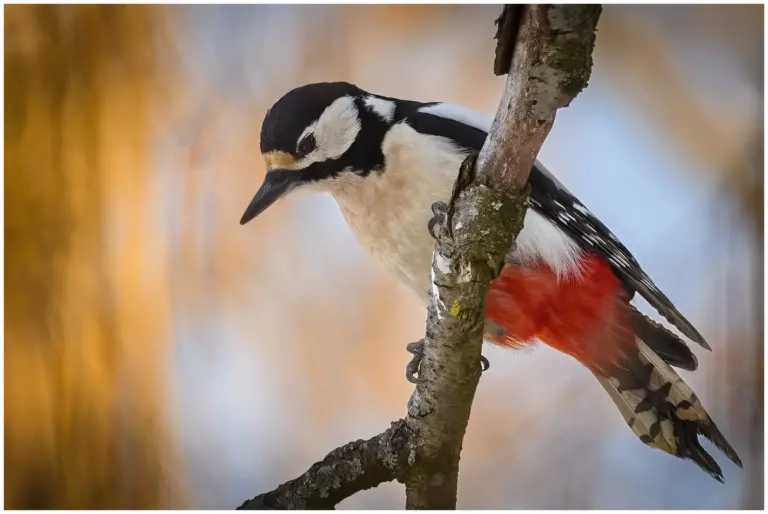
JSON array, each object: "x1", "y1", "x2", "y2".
[{"x1": 4, "y1": 4, "x2": 763, "y2": 509}]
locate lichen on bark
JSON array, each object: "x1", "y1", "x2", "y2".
[{"x1": 529, "y1": 5, "x2": 602, "y2": 118}]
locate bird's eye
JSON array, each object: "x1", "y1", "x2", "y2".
[{"x1": 297, "y1": 134, "x2": 316, "y2": 156}]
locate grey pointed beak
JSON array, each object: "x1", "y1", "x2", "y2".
[{"x1": 240, "y1": 170, "x2": 298, "y2": 225}]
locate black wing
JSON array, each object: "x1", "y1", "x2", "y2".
[
  {"x1": 402, "y1": 106, "x2": 710, "y2": 350},
  {"x1": 527, "y1": 164, "x2": 710, "y2": 350}
]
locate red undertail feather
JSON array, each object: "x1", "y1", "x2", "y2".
[
  {"x1": 484, "y1": 252, "x2": 742, "y2": 481},
  {"x1": 485, "y1": 253, "x2": 633, "y2": 373}
]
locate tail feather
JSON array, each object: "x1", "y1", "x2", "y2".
[
  {"x1": 635, "y1": 339, "x2": 742, "y2": 468},
  {"x1": 483, "y1": 257, "x2": 740, "y2": 480},
  {"x1": 630, "y1": 306, "x2": 698, "y2": 371},
  {"x1": 596, "y1": 338, "x2": 742, "y2": 482}
]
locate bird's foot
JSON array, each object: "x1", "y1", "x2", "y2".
[
  {"x1": 406, "y1": 340, "x2": 426, "y2": 384},
  {"x1": 427, "y1": 201, "x2": 449, "y2": 240},
  {"x1": 405, "y1": 339, "x2": 490, "y2": 384}
]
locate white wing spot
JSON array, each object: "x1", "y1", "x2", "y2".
[
  {"x1": 584, "y1": 234, "x2": 600, "y2": 245},
  {"x1": 573, "y1": 203, "x2": 590, "y2": 214},
  {"x1": 610, "y1": 255, "x2": 630, "y2": 268}
]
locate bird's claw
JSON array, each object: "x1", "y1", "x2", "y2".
[
  {"x1": 405, "y1": 339, "x2": 490, "y2": 384},
  {"x1": 428, "y1": 201, "x2": 449, "y2": 240},
  {"x1": 406, "y1": 340, "x2": 426, "y2": 384}
]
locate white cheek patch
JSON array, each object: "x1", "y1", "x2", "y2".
[{"x1": 300, "y1": 96, "x2": 361, "y2": 164}]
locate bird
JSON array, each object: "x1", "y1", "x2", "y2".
[{"x1": 240, "y1": 81, "x2": 742, "y2": 482}]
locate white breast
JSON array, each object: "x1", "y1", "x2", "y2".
[
  {"x1": 327, "y1": 121, "x2": 582, "y2": 304},
  {"x1": 329, "y1": 123, "x2": 462, "y2": 300}
]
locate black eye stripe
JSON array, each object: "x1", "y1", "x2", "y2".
[{"x1": 297, "y1": 133, "x2": 316, "y2": 156}]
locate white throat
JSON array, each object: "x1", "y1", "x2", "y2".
[{"x1": 328, "y1": 122, "x2": 463, "y2": 300}]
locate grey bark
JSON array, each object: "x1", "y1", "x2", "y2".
[
  {"x1": 237, "y1": 5, "x2": 601, "y2": 510},
  {"x1": 401, "y1": 153, "x2": 528, "y2": 509},
  {"x1": 237, "y1": 420, "x2": 412, "y2": 509}
]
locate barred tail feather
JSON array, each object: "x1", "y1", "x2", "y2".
[
  {"x1": 484, "y1": 256, "x2": 740, "y2": 480},
  {"x1": 595, "y1": 338, "x2": 742, "y2": 482}
]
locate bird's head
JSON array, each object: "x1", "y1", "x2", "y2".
[{"x1": 240, "y1": 81, "x2": 394, "y2": 225}]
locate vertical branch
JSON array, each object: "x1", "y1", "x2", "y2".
[
  {"x1": 402, "y1": 5, "x2": 601, "y2": 509},
  {"x1": 401, "y1": 156, "x2": 527, "y2": 509},
  {"x1": 478, "y1": 5, "x2": 601, "y2": 193}
]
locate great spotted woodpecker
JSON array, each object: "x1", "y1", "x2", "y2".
[{"x1": 240, "y1": 82, "x2": 742, "y2": 481}]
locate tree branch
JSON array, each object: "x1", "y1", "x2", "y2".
[
  {"x1": 400, "y1": 153, "x2": 526, "y2": 509},
  {"x1": 479, "y1": 5, "x2": 601, "y2": 192},
  {"x1": 401, "y1": 6, "x2": 601, "y2": 508},
  {"x1": 238, "y1": 420, "x2": 412, "y2": 510},
  {"x1": 238, "y1": 5, "x2": 601, "y2": 509}
]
